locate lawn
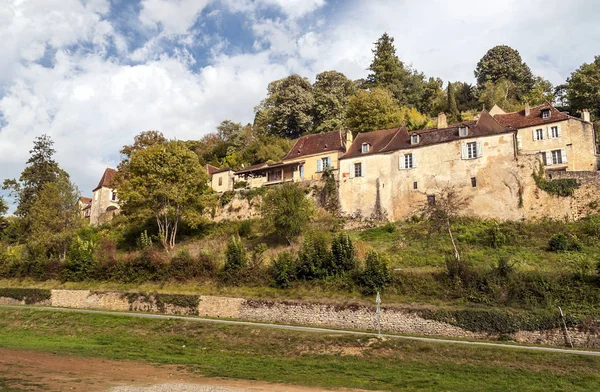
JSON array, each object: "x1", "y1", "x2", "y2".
[{"x1": 1, "y1": 307, "x2": 599, "y2": 391}]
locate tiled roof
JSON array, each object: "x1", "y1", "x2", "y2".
[
  {"x1": 205, "y1": 164, "x2": 220, "y2": 175},
  {"x1": 494, "y1": 103, "x2": 569, "y2": 128},
  {"x1": 282, "y1": 130, "x2": 346, "y2": 161},
  {"x1": 342, "y1": 111, "x2": 514, "y2": 159},
  {"x1": 79, "y1": 196, "x2": 92, "y2": 204},
  {"x1": 93, "y1": 168, "x2": 117, "y2": 192}
]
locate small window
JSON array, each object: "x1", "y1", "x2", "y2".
[
  {"x1": 459, "y1": 126, "x2": 468, "y2": 137},
  {"x1": 550, "y1": 126, "x2": 559, "y2": 138},
  {"x1": 411, "y1": 134, "x2": 419, "y2": 145},
  {"x1": 471, "y1": 177, "x2": 477, "y2": 187},
  {"x1": 535, "y1": 129, "x2": 544, "y2": 141},
  {"x1": 218, "y1": 177, "x2": 223, "y2": 186},
  {"x1": 354, "y1": 162, "x2": 363, "y2": 178},
  {"x1": 111, "y1": 191, "x2": 118, "y2": 202},
  {"x1": 467, "y1": 142, "x2": 477, "y2": 159},
  {"x1": 299, "y1": 164, "x2": 305, "y2": 179},
  {"x1": 551, "y1": 149, "x2": 563, "y2": 165},
  {"x1": 321, "y1": 157, "x2": 329, "y2": 170},
  {"x1": 427, "y1": 195, "x2": 436, "y2": 206},
  {"x1": 542, "y1": 109, "x2": 551, "y2": 119},
  {"x1": 405, "y1": 153, "x2": 413, "y2": 169},
  {"x1": 361, "y1": 143, "x2": 370, "y2": 153},
  {"x1": 413, "y1": 181, "x2": 418, "y2": 190}
]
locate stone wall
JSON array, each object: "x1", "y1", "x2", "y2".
[{"x1": 2, "y1": 288, "x2": 599, "y2": 348}]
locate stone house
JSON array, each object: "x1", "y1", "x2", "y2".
[
  {"x1": 206, "y1": 164, "x2": 234, "y2": 193},
  {"x1": 492, "y1": 103, "x2": 597, "y2": 172},
  {"x1": 78, "y1": 196, "x2": 92, "y2": 220},
  {"x1": 90, "y1": 168, "x2": 120, "y2": 226},
  {"x1": 234, "y1": 129, "x2": 352, "y2": 188}
]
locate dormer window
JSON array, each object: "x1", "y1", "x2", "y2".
[
  {"x1": 542, "y1": 109, "x2": 551, "y2": 119},
  {"x1": 411, "y1": 134, "x2": 420, "y2": 145},
  {"x1": 459, "y1": 126, "x2": 468, "y2": 137},
  {"x1": 361, "y1": 143, "x2": 370, "y2": 153}
]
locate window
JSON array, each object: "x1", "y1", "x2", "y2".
[
  {"x1": 218, "y1": 177, "x2": 223, "y2": 186},
  {"x1": 427, "y1": 195, "x2": 436, "y2": 206},
  {"x1": 551, "y1": 149, "x2": 563, "y2": 165},
  {"x1": 111, "y1": 191, "x2": 118, "y2": 202},
  {"x1": 411, "y1": 134, "x2": 419, "y2": 145},
  {"x1": 268, "y1": 170, "x2": 282, "y2": 182},
  {"x1": 354, "y1": 162, "x2": 363, "y2": 178},
  {"x1": 317, "y1": 157, "x2": 332, "y2": 172},
  {"x1": 467, "y1": 142, "x2": 477, "y2": 159},
  {"x1": 542, "y1": 109, "x2": 551, "y2": 119},
  {"x1": 413, "y1": 181, "x2": 418, "y2": 190},
  {"x1": 459, "y1": 126, "x2": 468, "y2": 137},
  {"x1": 550, "y1": 126, "x2": 559, "y2": 138},
  {"x1": 404, "y1": 153, "x2": 413, "y2": 169},
  {"x1": 299, "y1": 164, "x2": 305, "y2": 179},
  {"x1": 535, "y1": 128, "x2": 544, "y2": 141},
  {"x1": 471, "y1": 177, "x2": 477, "y2": 187},
  {"x1": 361, "y1": 143, "x2": 370, "y2": 153}
]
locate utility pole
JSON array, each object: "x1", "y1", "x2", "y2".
[{"x1": 376, "y1": 291, "x2": 381, "y2": 337}]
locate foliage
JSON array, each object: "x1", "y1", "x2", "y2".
[
  {"x1": 296, "y1": 232, "x2": 332, "y2": 280},
  {"x1": 260, "y1": 183, "x2": 314, "y2": 243},
  {"x1": 257, "y1": 74, "x2": 315, "y2": 139},
  {"x1": 567, "y1": 55, "x2": 600, "y2": 120},
  {"x1": 271, "y1": 251, "x2": 296, "y2": 288},
  {"x1": 136, "y1": 230, "x2": 153, "y2": 250},
  {"x1": 169, "y1": 250, "x2": 216, "y2": 281},
  {"x1": 474, "y1": 45, "x2": 535, "y2": 99},
  {"x1": 0, "y1": 196, "x2": 7, "y2": 218},
  {"x1": 64, "y1": 236, "x2": 97, "y2": 282},
  {"x1": 345, "y1": 88, "x2": 402, "y2": 132},
  {"x1": 116, "y1": 130, "x2": 166, "y2": 183},
  {"x1": 447, "y1": 82, "x2": 460, "y2": 123},
  {"x1": 219, "y1": 190, "x2": 236, "y2": 207},
  {"x1": 357, "y1": 250, "x2": 391, "y2": 295},
  {"x1": 330, "y1": 232, "x2": 356, "y2": 274},
  {"x1": 222, "y1": 235, "x2": 247, "y2": 279},
  {"x1": 118, "y1": 139, "x2": 210, "y2": 250},
  {"x1": 0, "y1": 288, "x2": 51, "y2": 304},
  {"x1": 312, "y1": 70, "x2": 356, "y2": 133},
  {"x1": 533, "y1": 167, "x2": 580, "y2": 197},
  {"x1": 237, "y1": 220, "x2": 252, "y2": 237},
  {"x1": 548, "y1": 233, "x2": 582, "y2": 253}
]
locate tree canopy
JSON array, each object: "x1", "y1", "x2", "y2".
[
  {"x1": 345, "y1": 88, "x2": 402, "y2": 132},
  {"x1": 313, "y1": 70, "x2": 356, "y2": 133},
  {"x1": 474, "y1": 45, "x2": 535, "y2": 99},
  {"x1": 567, "y1": 56, "x2": 600, "y2": 120}
]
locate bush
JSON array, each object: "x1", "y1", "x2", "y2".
[
  {"x1": 330, "y1": 232, "x2": 356, "y2": 274},
  {"x1": 271, "y1": 252, "x2": 296, "y2": 288},
  {"x1": 111, "y1": 249, "x2": 168, "y2": 283},
  {"x1": 0, "y1": 288, "x2": 51, "y2": 304},
  {"x1": 484, "y1": 222, "x2": 506, "y2": 248},
  {"x1": 548, "y1": 233, "x2": 569, "y2": 252},
  {"x1": 137, "y1": 230, "x2": 153, "y2": 250},
  {"x1": 357, "y1": 250, "x2": 392, "y2": 295},
  {"x1": 445, "y1": 253, "x2": 476, "y2": 286},
  {"x1": 581, "y1": 215, "x2": 600, "y2": 238},
  {"x1": 296, "y1": 232, "x2": 331, "y2": 280},
  {"x1": 566, "y1": 254, "x2": 594, "y2": 280},
  {"x1": 238, "y1": 220, "x2": 252, "y2": 237},
  {"x1": 169, "y1": 250, "x2": 216, "y2": 281},
  {"x1": 493, "y1": 256, "x2": 517, "y2": 280},
  {"x1": 64, "y1": 237, "x2": 97, "y2": 281},
  {"x1": 261, "y1": 183, "x2": 314, "y2": 243},
  {"x1": 222, "y1": 235, "x2": 247, "y2": 281}
]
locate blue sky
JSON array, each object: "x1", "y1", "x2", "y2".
[{"x1": 1, "y1": 0, "x2": 599, "y2": 209}]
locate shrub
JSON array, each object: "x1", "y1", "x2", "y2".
[
  {"x1": 548, "y1": 233, "x2": 569, "y2": 252},
  {"x1": 493, "y1": 256, "x2": 517, "y2": 280},
  {"x1": 0, "y1": 288, "x2": 51, "y2": 304},
  {"x1": 222, "y1": 235, "x2": 247, "y2": 280},
  {"x1": 113, "y1": 249, "x2": 168, "y2": 283},
  {"x1": 64, "y1": 237, "x2": 97, "y2": 281},
  {"x1": 357, "y1": 250, "x2": 392, "y2": 295},
  {"x1": 169, "y1": 250, "x2": 216, "y2": 281},
  {"x1": 238, "y1": 220, "x2": 252, "y2": 237},
  {"x1": 271, "y1": 252, "x2": 296, "y2": 288},
  {"x1": 484, "y1": 222, "x2": 506, "y2": 248},
  {"x1": 445, "y1": 253, "x2": 477, "y2": 288},
  {"x1": 382, "y1": 222, "x2": 396, "y2": 233},
  {"x1": 296, "y1": 232, "x2": 331, "y2": 280},
  {"x1": 330, "y1": 232, "x2": 356, "y2": 274},
  {"x1": 219, "y1": 190, "x2": 236, "y2": 207},
  {"x1": 581, "y1": 215, "x2": 600, "y2": 238},
  {"x1": 261, "y1": 183, "x2": 314, "y2": 243},
  {"x1": 566, "y1": 254, "x2": 594, "y2": 280},
  {"x1": 137, "y1": 230, "x2": 153, "y2": 250}
]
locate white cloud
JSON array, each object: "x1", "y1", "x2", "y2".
[
  {"x1": 221, "y1": 0, "x2": 325, "y2": 19},
  {"x1": 139, "y1": 0, "x2": 211, "y2": 36}
]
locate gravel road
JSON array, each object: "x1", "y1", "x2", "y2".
[{"x1": 110, "y1": 384, "x2": 246, "y2": 392}]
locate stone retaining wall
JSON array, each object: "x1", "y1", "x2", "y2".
[{"x1": 2, "y1": 289, "x2": 599, "y2": 348}]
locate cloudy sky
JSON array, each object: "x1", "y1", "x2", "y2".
[{"x1": 1, "y1": 0, "x2": 599, "y2": 206}]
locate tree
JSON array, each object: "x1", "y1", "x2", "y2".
[
  {"x1": 260, "y1": 183, "x2": 314, "y2": 244},
  {"x1": 345, "y1": 88, "x2": 402, "y2": 132},
  {"x1": 0, "y1": 196, "x2": 7, "y2": 218},
  {"x1": 567, "y1": 56, "x2": 600, "y2": 120},
  {"x1": 474, "y1": 45, "x2": 535, "y2": 99},
  {"x1": 330, "y1": 232, "x2": 356, "y2": 273},
  {"x1": 216, "y1": 120, "x2": 243, "y2": 144},
  {"x1": 257, "y1": 74, "x2": 315, "y2": 139},
  {"x1": 477, "y1": 79, "x2": 521, "y2": 112},
  {"x1": 524, "y1": 76, "x2": 555, "y2": 105},
  {"x1": 357, "y1": 250, "x2": 392, "y2": 295},
  {"x1": 27, "y1": 172, "x2": 83, "y2": 259},
  {"x1": 365, "y1": 33, "x2": 412, "y2": 104},
  {"x1": 418, "y1": 77, "x2": 446, "y2": 116},
  {"x1": 116, "y1": 130, "x2": 166, "y2": 183},
  {"x1": 118, "y1": 140, "x2": 210, "y2": 251},
  {"x1": 447, "y1": 82, "x2": 460, "y2": 123},
  {"x1": 313, "y1": 70, "x2": 356, "y2": 133},
  {"x1": 2, "y1": 134, "x2": 61, "y2": 219}
]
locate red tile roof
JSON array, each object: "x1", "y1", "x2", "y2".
[
  {"x1": 342, "y1": 111, "x2": 514, "y2": 159},
  {"x1": 79, "y1": 196, "x2": 92, "y2": 204},
  {"x1": 494, "y1": 103, "x2": 569, "y2": 128},
  {"x1": 282, "y1": 130, "x2": 346, "y2": 161},
  {"x1": 93, "y1": 168, "x2": 117, "y2": 192},
  {"x1": 205, "y1": 164, "x2": 220, "y2": 175}
]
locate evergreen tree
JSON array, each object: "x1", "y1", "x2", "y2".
[
  {"x1": 365, "y1": 33, "x2": 411, "y2": 104},
  {"x1": 313, "y1": 70, "x2": 356, "y2": 133},
  {"x1": 567, "y1": 56, "x2": 600, "y2": 120},
  {"x1": 2, "y1": 134, "x2": 61, "y2": 219},
  {"x1": 447, "y1": 82, "x2": 460, "y2": 123}
]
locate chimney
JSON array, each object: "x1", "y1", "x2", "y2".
[
  {"x1": 524, "y1": 102, "x2": 531, "y2": 117},
  {"x1": 437, "y1": 112, "x2": 447, "y2": 129},
  {"x1": 582, "y1": 109, "x2": 591, "y2": 123},
  {"x1": 473, "y1": 113, "x2": 481, "y2": 121},
  {"x1": 345, "y1": 130, "x2": 353, "y2": 146}
]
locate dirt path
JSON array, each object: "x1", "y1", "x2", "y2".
[{"x1": 0, "y1": 348, "x2": 373, "y2": 392}]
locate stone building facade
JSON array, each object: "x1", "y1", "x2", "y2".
[{"x1": 89, "y1": 168, "x2": 120, "y2": 226}]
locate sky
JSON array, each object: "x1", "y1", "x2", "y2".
[{"x1": 1, "y1": 0, "x2": 599, "y2": 208}]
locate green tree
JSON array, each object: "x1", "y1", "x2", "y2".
[
  {"x1": 524, "y1": 76, "x2": 555, "y2": 105},
  {"x1": 116, "y1": 130, "x2": 166, "y2": 183},
  {"x1": 357, "y1": 250, "x2": 392, "y2": 295},
  {"x1": 0, "y1": 196, "x2": 7, "y2": 218},
  {"x1": 223, "y1": 235, "x2": 247, "y2": 278},
  {"x1": 447, "y1": 82, "x2": 460, "y2": 123},
  {"x1": 477, "y1": 79, "x2": 521, "y2": 112},
  {"x1": 27, "y1": 172, "x2": 83, "y2": 259},
  {"x1": 365, "y1": 33, "x2": 412, "y2": 105},
  {"x1": 258, "y1": 74, "x2": 315, "y2": 139},
  {"x1": 296, "y1": 232, "x2": 331, "y2": 280},
  {"x1": 330, "y1": 232, "x2": 356, "y2": 274},
  {"x1": 418, "y1": 77, "x2": 446, "y2": 116},
  {"x1": 118, "y1": 140, "x2": 209, "y2": 251},
  {"x1": 2, "y1": 134, "x2": 61, "y2": 219},
  {"x1": 313, "y1": 70, "x2": 356, "y2": 133},
  {"x1": 260, "y1": 183, "x2": 314, "y2": 244},
  {"x1": 345, "y1": 88, "x2": 402, "y2": 132},
  {"x1": 474, "y1": 45, "x2": 535, "y2": 99},
  {"x1": 216, "y1": 120, "x2": 243, "y2": 144},
  {"x1": 567, "y1": 56, "x2": 600, "y2": 120}
]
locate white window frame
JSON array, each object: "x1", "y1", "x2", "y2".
[
  {"x1": 549, "y1": 126, "x2": 560, "y2": 139},
  {"x1": 542, "y1": 109, "x2": 551, "y2": 119},
  {"x1": 459, "y1": 126, "x2": 468, "y2": 137},
  {"x1": 399, "y1": 153, "x2": 416, "y2": 170},
  {"x1": 543, "y1": 149, "x2": 567, "y2": 166},
  {"x1": 467, "y1": 142, "x2": 477, "y2": 159},
  {"x1": 411, "y1": 134, "x2": 419, "y2": 145},
  {"x1": 534, "y1": 128, "x2": 544, "y2": 141},
  {"x1": 361, "y1": 143, "x2": 370, "y2": 153},
  {"x1": 354, "y1": 162, "x2": 363, "y2": 178}
]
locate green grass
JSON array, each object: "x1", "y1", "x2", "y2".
[{"x1": 1, "y1": 308, "x2": 600, "y2": 391}]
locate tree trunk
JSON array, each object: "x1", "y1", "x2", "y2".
[{"x1": 447, "y1": 219, "x2": 460, "y2": 262}]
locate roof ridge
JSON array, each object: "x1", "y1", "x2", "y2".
[{"x1": 381, "y1": 127, "x2": 404, "y2": 151}]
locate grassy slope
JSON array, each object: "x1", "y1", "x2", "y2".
[{"x1": 1, "y1": 308, "x2": 599, "y2": 392}]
